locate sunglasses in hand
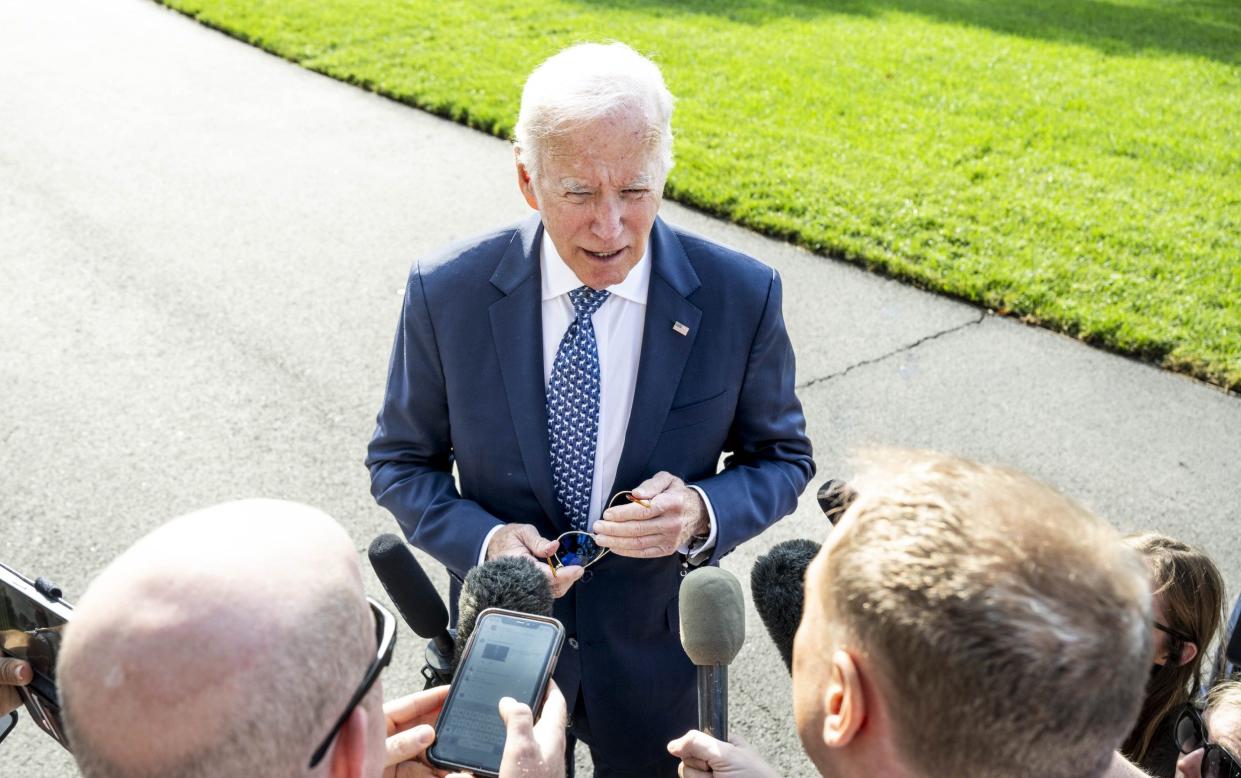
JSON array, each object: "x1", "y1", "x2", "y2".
[
  {"x1": 1176, "y1": 704, "x2": 1241, "y2": 778},
  {"x1": 545, "y1": 530, "x2": 609, "y2": 576},
  {"x1": 544, "y1": 492, "x2": 653, "y2": 576}
]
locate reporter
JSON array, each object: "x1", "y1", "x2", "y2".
[
  {"x1": 1175, "y1": 681, "x2": 1241, "y2": 778},
  {"x1": 1121, "y1": 533, "x2": 1226, "y2": 778},
  {"x1": 55, "y1": 499, "x2": 564, "y2": 778},
  {"x1": 669, "y1": 450, "x2": 1153, "y2": 778},
  {"x1": 0, "y1": 656, "x2": 31, "y2": 717}
]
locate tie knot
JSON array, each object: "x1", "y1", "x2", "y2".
[{"x1": 568, "y1": 286, "x2": 610, "y2": 319}]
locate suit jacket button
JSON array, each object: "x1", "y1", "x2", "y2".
[{"x1": 568, "y1": 637, "x2": 580, "y2": 650}]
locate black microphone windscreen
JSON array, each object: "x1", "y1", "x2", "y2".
[
  {"x1": 368, "y1": 534, "x2": 448, "y2": 640},
  {"x1": 679, "y1": 567, "x2": 746, "y2": 667},
  {"x1": 455, "y1": 556, "x2": 553, "y2": 663},
  {"x1": 751, "y1": 538, "x2": 821, "y2": 672}
]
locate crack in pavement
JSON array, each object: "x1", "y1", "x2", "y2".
[{"x1": 797, "y1": 311, "x2": 987, "y2": 390}]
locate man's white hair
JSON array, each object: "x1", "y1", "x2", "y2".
[{"x1": 514, "y1": 41, "x2": 675, "y2": 184}]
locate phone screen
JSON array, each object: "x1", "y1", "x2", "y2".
[
  {"x1": 431, "y1": 610, "x2": 563, "y2": 776},
  {"x1": 1, "y1": 564, "x2": 72, "y2": 749}
]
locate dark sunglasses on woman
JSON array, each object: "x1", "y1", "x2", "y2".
[{"x1": 1175, "y1": 703, "x2": 1241, "y2": 778}]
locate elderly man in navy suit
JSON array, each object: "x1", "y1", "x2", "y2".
[{"x1": 366, "y1": 41, "x2": 814, "y2": 777}]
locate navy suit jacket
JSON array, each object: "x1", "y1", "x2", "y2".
[{"x1": 367, "y1": 214, "x2": 813, "y2": 765}]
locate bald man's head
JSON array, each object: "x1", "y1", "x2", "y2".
[{"x1": 58, "y1": 500, "x2": 380, "y2": 778}]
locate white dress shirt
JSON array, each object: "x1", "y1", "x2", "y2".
[{"x1": 478, "y1": 231, "x2": 717, "y2": 563}]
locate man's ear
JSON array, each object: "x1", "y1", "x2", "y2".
[
  {"x1": 821, "y1": 649, "x2": 866, "y2": 749},
  {"x1": 328, "y1": 707, "x2": 371, "y2": 778},
  {"x1": 516, "y1": 158, "x2": 539, "y2": 210}
]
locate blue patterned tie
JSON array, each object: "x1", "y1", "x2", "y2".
[{"x1": 548, "y1": 286, "x2": 611, "y2": 556}]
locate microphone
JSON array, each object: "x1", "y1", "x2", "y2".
[
  {"x1": 679, "y1": 567, "x2": 745, "y2": 740},
  {"x1": 750, "y1": 538, "x2": 821, "y2": 673},
  {"x1": 368, "y1": 534, "x2": 455, "y2": 688},
  {"x1": 454, "y1": 556, "x2": 554, "y2": 665}
]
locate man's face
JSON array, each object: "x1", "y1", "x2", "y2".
[{"x1": 518, "y1": 112, "x2": 664, "y2": 290}]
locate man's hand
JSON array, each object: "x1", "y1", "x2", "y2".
[
  {"x1": 383, "y1": 684, "x2": 450, "y2": 778},
  {"x1": 667, "y1": 730, "x2": 779, "y2": 778},
  {"x1": 0, "y1": 658, "x2": 31, "y2": 717},
  {"x1": 443, "y1": 682, "x2": 567, "y2": 778},
  {"x1": 593, "y1": 472, "x2": 708, "y2": 559},
  {"x1": 486, "y1": 524, "x2": 582, "y2": 598}
]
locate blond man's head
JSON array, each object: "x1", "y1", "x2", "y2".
[{"x1": 793, "y1": 450, "x2": 1152, "y2": 778}]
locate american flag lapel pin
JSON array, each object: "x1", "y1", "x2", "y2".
[{"x1": 672, "y1": 321, "x2": 690, "y2": 336}]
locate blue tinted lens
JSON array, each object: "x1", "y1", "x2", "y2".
[{"x1": 555, "y1": 533, "x2": 603, "y2": 567}]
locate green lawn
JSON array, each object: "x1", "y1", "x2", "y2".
[{"x1": 159, "y1": 0, "x2": 1241, "y2": 391}]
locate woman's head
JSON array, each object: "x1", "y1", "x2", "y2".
[
  {"x1": 1122, "y1": 532, "x2": 1226, "y2": 762},
  {"x1": 1174, "y1": 681, "x2": 1241, "y2": 778}
]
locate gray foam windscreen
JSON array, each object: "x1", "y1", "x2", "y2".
[
  {"x1": 454, "y1": 556, "x2": 554, "y2": 664},
  {"x1": 679, "y1": 566, "x2": 746, "y2": 666}
]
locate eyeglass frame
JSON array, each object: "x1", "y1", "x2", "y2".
[
  {"x1": 1174, "y1": 703, "x2": 1241, "y2": 778},
  {"x1": 308, "y1": 596, "x2": 397, "y2": 768},
  {"x1": 544, "y1": 491, "x2": 654, "y2": 576},
  {"x1": 1156, "y1": 620, "x2": 1196, "y2": 646}
]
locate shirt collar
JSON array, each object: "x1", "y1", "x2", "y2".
[{"x1": 540, "y1": 229, "x2": 651, "y2": 305}]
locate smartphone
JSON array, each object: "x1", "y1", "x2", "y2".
[
  {"x1": 0, "y1": 562, "x2": 73, "y2": 750},
  {"x1": 427, "y1": 608, "x2": 564, "y2": 777}
]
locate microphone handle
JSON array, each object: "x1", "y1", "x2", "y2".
[
  {"x1": 421, "y1": 635, "x2": 455, "y2": 689},
  {"x1": 696, "y1": 665, "x2": 728, "y2": 741}
]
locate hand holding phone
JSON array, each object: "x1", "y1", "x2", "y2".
[
  {"x1": 440, "y1": 684, "x2": 568, "y2": 778},
  {"x1": 0, "y1": 656, "x2": 31, "y2": 717},
  {"x1": 428, "y1": 609, "x2": 564, "y2": 777},
  {"x1": 1, "y1": 563, "x2": 73, "y2": 749},
  {"x1": 383, "y1": 684, "x2": 449, "y2": 776},
  {"x1": 492, "y1": 684, "x2": 567, "y2": 778}
]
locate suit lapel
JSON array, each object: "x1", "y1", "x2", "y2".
[
  {"x1": 613, "y1": 218, "x2": 702, "y2": 494},
  {"x1": 489, "y1": 215, "x2": 561, "y2": 527}
]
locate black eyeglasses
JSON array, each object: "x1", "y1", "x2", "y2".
[
  {"x1": 1156, "y1": 620, "x2": 1195, "y2": 645},
  {"x1": 308, "y1": 597, "x2": 397, "y2": 768},
  {"x1": 1175, "y1": 704, "x2": 1241, "y2": 778}
]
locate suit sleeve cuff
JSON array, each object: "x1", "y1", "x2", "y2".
[{"x1": 679, "y1": 485, "x2": 718, "y2": 564}]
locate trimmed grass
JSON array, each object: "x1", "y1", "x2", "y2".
[{"x1": 159, "y1": 0, "x2": 1241, "y2": 390}]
